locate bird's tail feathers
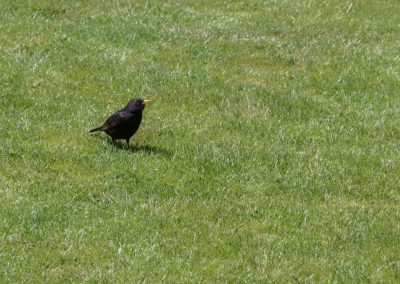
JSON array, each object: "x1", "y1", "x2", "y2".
[{"x1": 89, "y1": 126, "x2": 102, "y2": 133}]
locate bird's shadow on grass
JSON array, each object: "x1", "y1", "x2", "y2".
[{"x1": 106, "y1": 139, "x2": 171, "y2": 157}]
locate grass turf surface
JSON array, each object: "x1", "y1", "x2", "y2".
[{"x1": 1, "y1": 0, "x2": 400, "y2": 282}]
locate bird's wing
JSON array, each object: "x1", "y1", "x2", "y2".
[{"x1": 102, "y1": 111, "x2": 129, "y2": 131}]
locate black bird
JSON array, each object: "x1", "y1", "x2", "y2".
[{"x1": 89, "y1": 98, "x2": 150, "y2": 146}]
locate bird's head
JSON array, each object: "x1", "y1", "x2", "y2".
[{"x1": 126, "y1": 98, "x2": 150, "y2": 112}]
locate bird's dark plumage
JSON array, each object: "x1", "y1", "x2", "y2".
[{"x1": 89, "y1": 98, "x2": 150, "y2": 146}]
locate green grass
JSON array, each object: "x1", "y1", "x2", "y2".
[{"x1": 1, "y1": 0, "x2": 400, "y2": 282}]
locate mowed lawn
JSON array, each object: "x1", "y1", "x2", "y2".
[{"x1": 1, "y1": 0, "x2": 399, "y2": 282}]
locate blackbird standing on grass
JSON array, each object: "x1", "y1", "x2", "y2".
[{"x1": 89, "y1": 98, "x2": 150, "y2": 147}]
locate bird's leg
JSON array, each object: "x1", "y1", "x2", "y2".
[{"x1": 126, "y1": 139, "x2": 130, "y2": 148}]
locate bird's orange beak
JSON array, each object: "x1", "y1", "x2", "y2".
[{"x1": 142, "y1": 99, "x2": 150, "y2": 105}]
